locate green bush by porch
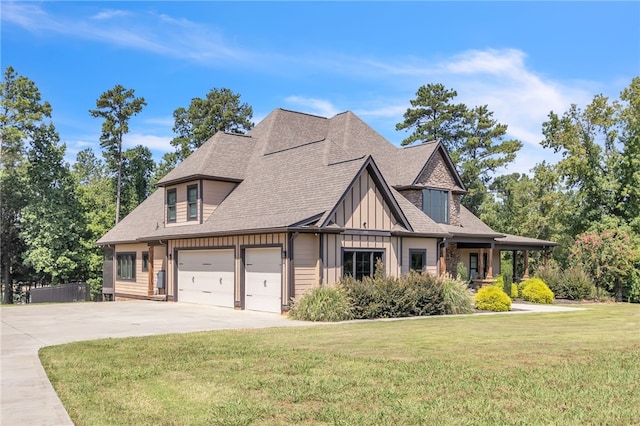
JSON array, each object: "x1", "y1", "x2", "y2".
[
  {"x1": 519, "y1": 277, "x2": 555, "y2": 304},
  {"x1": 474, "y1": 285, "x2": 512, "y2": 312}
]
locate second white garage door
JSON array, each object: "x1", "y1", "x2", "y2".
[
  {"x1": 177, "y1": 249, "x2": 235, "y2": 307},
  {"x1": 245, "y1": 248, "x2": 282, "y2": 313}
]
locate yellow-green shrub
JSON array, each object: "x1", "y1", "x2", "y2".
[
  {"x1": 493, "y1": 275, "x2": 518, "y2": 299},
  {"x1": 474, "y1": 286, "x2": 511, "y2": 312},
  {"x1": 519, "y1": 277, "x2": 554, "y2": 304}
]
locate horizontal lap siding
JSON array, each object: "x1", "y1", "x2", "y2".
[
  {"x1": 114, "y1": 243, "x2": 149, "y2": 298},
  {"x1": 294, "y1": 234, "x2": 319, "y2": 297},
  {"x1": 202, "y1": 181, "x2": 236, "y2": 220},
  {"x1": 401, "y1": 237, "x2": 438, "y2": 275}
]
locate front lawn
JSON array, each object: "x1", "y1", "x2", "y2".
[{"x1": 40, "y1": 303, "x2": 640, "y2": 425}]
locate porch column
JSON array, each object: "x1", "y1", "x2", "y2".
[
  {"x1": 440, "y1": 245, "x2": 446, "y2": 276},
  {"x1": 522, "y1": 250, "x2": 530, "y2": 279},
  {"x1": 148, "y1": 246, "x2": 154, "y2": 296},
  {"x1": 486, "y1": 248, "x2": 493, "y2": 280},
  {"x1": 479, "y1": 248, "x2": 485, "y2": 279},
  {"x1": 512, "y1": 250, "x2": 517, "y2": 283}
]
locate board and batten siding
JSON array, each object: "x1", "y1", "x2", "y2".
[
  {"x1": 293, "y1": 233, "x2": 319, "y2": 297},
  {"x1": 167, "y1": 233, "x2": 289, "y2": 305},
  {"x1": 114, "y1": 243, "x2": 150, "y2": 298},
  {"x1": 330, "y1": 172, "x2": 397, "y2": 230},
  {"x1": 321, "y1": 234, "x2": 401, "y2": 285},
  {"x1": 401, "y1": 237, "x2": 438, "y2": 275},
  {"x1": 202, "y1": 180, "x2": 236, "y2": 221}
]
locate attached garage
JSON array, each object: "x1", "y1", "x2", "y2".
[
  {"x1": 244, "y1": 247, "x2": 282, "y2": 313},
  {"x1": 177, "y1": 249, "x2": 235, "y2": 307}
]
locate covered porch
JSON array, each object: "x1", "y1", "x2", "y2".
[{"x1": 439, "y1": 234, "x2": 557, "y2": 287}]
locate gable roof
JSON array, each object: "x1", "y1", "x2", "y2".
[
  {"x1": 98, "y1": 108, "x2": 506, "y2": 245},
  {"x1": 157, "y1": 132, "x2": 254, "y2": 186}
]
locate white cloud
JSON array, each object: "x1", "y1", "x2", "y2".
[
  {"x1": 284, "y1": 96, "x2": 341, "y2": 118},
  {"x1": 2, "y1": 2, "x2": 248, "y2": 64},
  {"x1": 92, "y1": 9, "x2": 130, "y2": 21},
  {"x1": 123, "y1": 133, "x2": 173, "y2": 152},
  {"x1": 143, "y1": 116, "x2": 175, "y2": 127}
]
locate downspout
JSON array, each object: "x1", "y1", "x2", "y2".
[
  {"x1": 286, "y1": 232, "x2": 299, "y2": 312},
  {"x1": 319, "y1": 233, "x2": 324, "y2": 285},
  {"x1": 158, "y1": 240, "x2": 169, "y2": 301}
]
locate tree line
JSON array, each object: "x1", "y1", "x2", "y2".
[{"x1": 1, "y1": 66, "x2": 638, "y2": 303}]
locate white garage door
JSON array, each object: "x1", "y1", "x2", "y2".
[
  {"x1": 245, "y1": 248, "x2": 282, "y2": 313},
  {"x1": 178, "y1": 249, "x2": 235, "y2": 307}
]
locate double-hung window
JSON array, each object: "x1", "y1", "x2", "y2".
[
  {"x1": 167, "y1": 189, "x2": 177, "y2": 223},
  {"x1": 116, "y1": 253, "x2": 136, "y2": 280},
  {"x1": 422, "y1": 189, "x2": 449, "y2": 224},
  {"x1": 187, "y1": 184, "x2": 198, "y2": 221},
  {"x1": 343, "y1": 250, "x2": 384, "y2": 280}
]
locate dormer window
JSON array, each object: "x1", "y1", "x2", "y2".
[
  {"x1": 422, "y1": 188, "x2": 449, "y2": 224},
  {"x1": 187, "y1": 184, "x2": 198, "y2": 221},
  {"x1": 167, "y1": 189, "x2": 177, "y2": 223}
]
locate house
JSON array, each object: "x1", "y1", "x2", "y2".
[{"x1": 97, "y1": 108, "x2": 556, "y2": 313}]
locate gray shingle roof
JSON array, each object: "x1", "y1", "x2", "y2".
[
  {"x1": 96, "y1": 189, "x2": 164, "y2": 245},
  {"x1": 98, "y1": 108, "x2": 531, "y2": 245},
  {"x1": 440, "y1": 205, "x2": 505, "y2": 238},
  {"x1": 156, "y1": 132, "x2": 255, "y2": 185}
]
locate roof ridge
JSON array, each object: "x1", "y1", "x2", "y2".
[
  {"x1": 400, "y1": 140, "x2": 439, "y2": 150},
  {"x1": 277, "y1": 108, "x2": 330, "y2": 120},
  {"x1": 263, "y1": 138, "x2": 326, "y2": 156}
]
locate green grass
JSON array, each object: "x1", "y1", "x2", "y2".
[{"x1": 40, "y1": 304, "x2": 640, "y2": 425}]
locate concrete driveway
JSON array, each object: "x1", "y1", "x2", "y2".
[
  {"x1": 1, "y1": 301, "x2": 315, "y2": 426},
  {"x1": 1, "y1": 300, "x2": 583, "y2": 425}
]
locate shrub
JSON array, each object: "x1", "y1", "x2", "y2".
[
  {"x1": 474, "y1": 286, "x2": 511, "y2": 312},
  {"x1": 456, "y1": 262, "x2": 468, "y2": 281},
  {"x1": 440, "y1": 274, "x2": 474, "y2": 315},
  {"x1": 289, "y1": 286, "x2": 353, "y2": 322},
  {"x1": 562, "y1": 266, "x2": 596, "y2": 300},
  {"x1": 500, "y1": 260, "x2": 513, "y2": 287},
  {"x1": 340, "y1": 273, "x2": 413, "y2": 319},
  {"x1": 402, "y1": 271, "x2": 445, "y2": 316},
  {"x1": 519, "y1": 277, "x2": 554, "y2": 304},
  {"x1": 493, "y1": 275, "x2": 518, "y2": 299},
  {"x1": 535, "y1": 264, "x2": 564, "y2": 297}
]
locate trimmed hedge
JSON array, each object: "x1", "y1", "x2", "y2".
[
  {"x1": 474, "y1": 286, "x2": 511, "y2": 312},
  {"x1": 519, "y1": 277, "x2": 555, "y2": 304}
]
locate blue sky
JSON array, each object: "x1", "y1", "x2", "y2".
[{"x1": 3, "y1": 1, "x2": 639, "y2": 176}]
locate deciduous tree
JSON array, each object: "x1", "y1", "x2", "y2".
[
  {"x1": 21, "y1": 123, "x2": 84, "y2": 284},
  {"x1": 0, "y1": 66, "x2": 52, "y2": 303}
]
